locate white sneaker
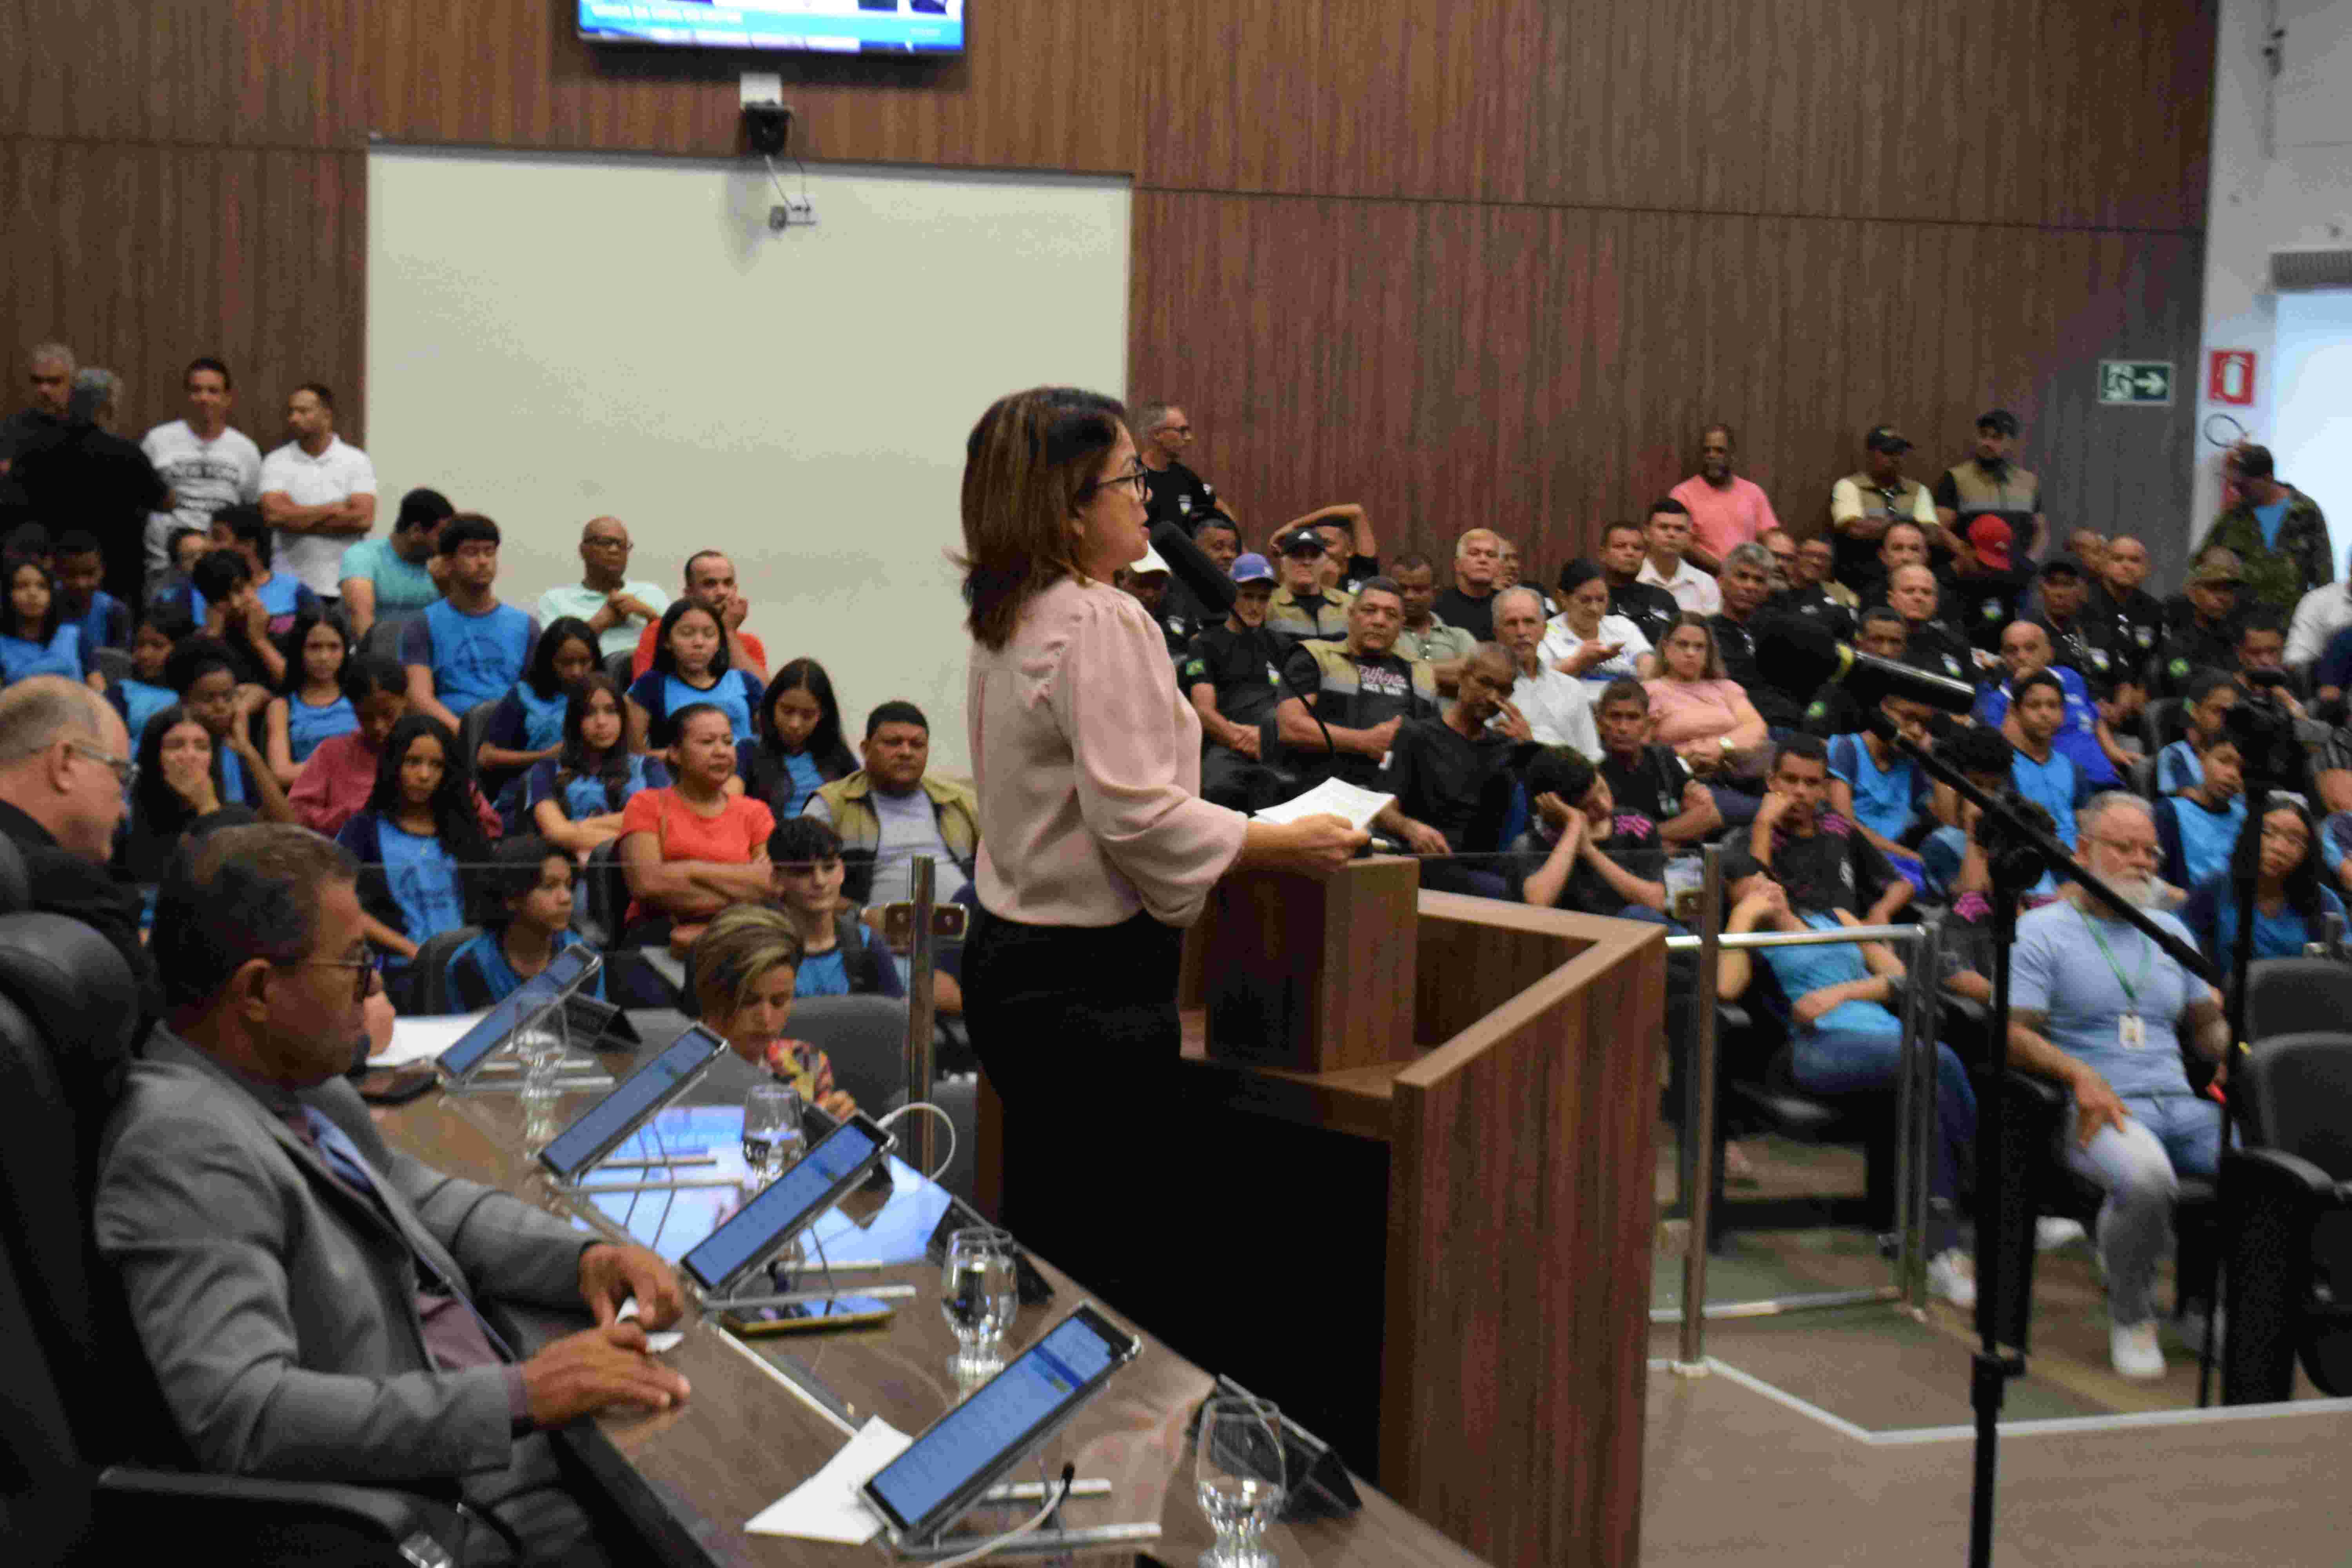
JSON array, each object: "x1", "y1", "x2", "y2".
[
  {"x1": 2111, "y1": 1320, "x2": 2165, "y2": 1380},
  {"x1": 2174, "y1": 1305, "x2": 2225, "y2": 1356},
  {"x1": 1928, "y1": 1249, "x2": 1977, "y2": 1310},
  {"x1": 2035, "y1": 1217, "x2": 2087, "y2": 1252}
]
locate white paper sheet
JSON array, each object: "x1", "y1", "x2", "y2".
[
  {"x1": 367, "y1": 1012, "x2": 490, "y2": 1068},
  {"x1": 614, "y1": 1296, "x2": 684, "y2": 1354},
  {"x1": 744, "y1": 1416, "x2": 911, "y2": 1541},
  {"x1": 1250, "y1": 776, "x2": 1395, "y2": 831}
]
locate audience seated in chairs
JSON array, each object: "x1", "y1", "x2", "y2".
[
  {"x1": 1824, "y1": 697, "x2": 1934, "y2": 889},
  {"x1": 1635, "y1": 499, "x2": 1718, "y2": 615},
  {"x1": 2156, "y1": 669, "x2": 2237, "y2": 796},
  {"x1": 1183, "y1": 554, "x2": 1290, "y2": 811},
  {"x1": 338, "y1": 484, "x2": 450, "y2": 644},
  {"x1": 401, "y1": 513, "x2": 540, "y2": 734},
  {"x1": 2183, "y1": 795, "x2": 2345, "y2": 969},
  {"x1": 1493, "y1": 585, "x2": 1598, "y2": 753},
  {"x1": 260, "y1": 612, "x2": 356, "y2": 788},
  {"x1": 1977, "y1": 618, "x2": 2127, "y2": 788},
  {"x1": 290, "y1": 654, "x2": 496, "y2": 840},
  {"x1": 2152, "y1": 729, "x2": 2247, "y2": 891},
  {"x1": 1543, "y1": 559, "x2": 1657, "y2": 688},
  {"x1": 1389, "y1": 551, "x2": 1478, "y2": 685},
  {"x1": 207, "y1": 501, "x2": 320, "y2": 638},
  {"x1": 334, "y1": 713, "x2": 495, "y2": 1007},
  {"x1": 2, "y1": 551, "x2": 91, "y2": 686},
  {"x1": 535, "y1": 515, "x2": 669, "y2": 661},
  {"x1": 689, "y1": 904, "x2": 858, "y2": 1118},
  {"x1": 1370, "y1": 642, "x2": 1524, "y2": 899},
  {"x1": 616, "y1": 702, "x2": 773, "y2": 954},
  {"x1": 1264, "y1": 526, "x2": 1352, "y2": 646},
  {"x1": 2151, "y1": 551, "x2": 2247, "y2": 701},
  {"x1": 1748, "y1": 734, "x2": 1911, "y2": 925},
  {"x1": 523, "y1": 673, "x2": 668, "y2": 855},
  {"x1": 1272, "y1": 577, "x2": 1439, "y2": 792},
  {"x1": 479, "y1": 614, "x2": 600, "y2": 788},
  {"x1": 118, "y1": 704, "x2": 258, "y2": 884},
  {"x1": 631, "y1": 549, "x2": 767, "y2": 681},
  {"x1": 2008, "y1": 791, "x2": 2229, "y2": 1379},
  {"x1": 1591, "y1": 677, "x2": 1721, "y2": 848},
  {"x1": 444, "y1": 833, "x2": 605, "y2": 1011},
  {"x1": 51, "y1": 529, "x2": 131, "y2": 657},
  {"x1": 626, "y1": 598, "x2": 764, "y2": 754},
  {"x1": 806, "y1": 700, "x2": 977, "y2": 911},
  {"x1": 1998, "y1": 670, "x2": 2089, "y2": 851},
  {"x1": 108, "y1": 602, "x2": 189, "y2": 748},
  {"x1": 186, "y1": 545, "x2": 281, "y2": 688},
  {"x1": 1644, "y1": 613, "x2": 1769, "y2": 826},
  {"x1": 1507, "y1": 745, "x2": 1672, "y2": 919},
  {"x1": 1803, "y1": 607, "x2": 1907, "y2": 737},
  {"x1": 163, "y1": 634, "x2": 291, "y2": 821},
  {"x1": 1921, "y1": 723, "x2": 2027, "y2": 899},
  {"x1": 766, "y1": 816, "x2": 904, "y2": 999},
  {"x1": 740, "y1": 657, "x2": 858, "y2": 824},
  {"x1": 1714, "y1": 846, "x2": 1978, "y2": 1307}
]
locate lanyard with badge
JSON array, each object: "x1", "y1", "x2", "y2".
[{"x1": 2076, "y1": 904, "x2": 2154, "y2": 1048}]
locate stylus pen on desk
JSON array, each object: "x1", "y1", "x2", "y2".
[
  {"x1": 595, "y1": 1152, "x2": 719, "y2": 1169},
  {"x1": 982, "y1": 1478, "x2": 1114, "y2": 1502},
  {"x1": 699, "y1": 1285, "x2": 919, "y2": 1312}
]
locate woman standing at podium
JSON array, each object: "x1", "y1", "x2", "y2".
[{"x1": 959, "y1": 387, "x2": 1363, "y2": 1302}]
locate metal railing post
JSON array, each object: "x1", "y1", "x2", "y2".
[
  {"x1": 905, "y1": 855, "x2": 938, "y2": 1178},
  {"x1": 1676, "y1": 843, "x2": 1724, "y2": 1370},
  {"x1": 1897, "y1": 915, "x2": 1944, "y2": 1310}
]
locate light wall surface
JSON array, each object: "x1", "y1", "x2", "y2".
[{"x1": 366, "y1": 145, "x2": 1131, "y2": 771}]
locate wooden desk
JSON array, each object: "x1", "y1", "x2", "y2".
[{"x1": 374, "y1": 1027, "x2": 1486, "y2": 1567}]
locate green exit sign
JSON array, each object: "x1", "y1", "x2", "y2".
[{"x1": 2098, "y1": 360, "x2": 2174, "y2": 406}]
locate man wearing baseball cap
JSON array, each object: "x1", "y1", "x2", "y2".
[
  {"x1": 2151, "y1": 550, "x2": 2249, "y2": 700},
  {"x1": 1115, "y1": 543, "x2": 1189, "y2": 658},
  {"x1": 1180, "y1": 553, "x2": 1291, "y2": 809},
  {"x1": 1264, "y1": 526, "x2": 1352, "y2": 645},
  {"x1": 1934, "y1": 408, "x2": 2046, "y2": 565},
  {"x1": 1828, "y1": 425, "x2": 1939, "y2": 589},
  {"x1": 1947, "y1": 514, "x2": 2032, "y2": 653}
]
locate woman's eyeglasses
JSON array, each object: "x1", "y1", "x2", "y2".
[{"x1": 1080, "y1": 463, "x2": 1150, "y2": 500}]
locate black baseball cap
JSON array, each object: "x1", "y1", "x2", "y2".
[
  {"x1": 1864, "y1": 425, "x2": 1912, "y2": 454},
  {"x1": 2038, "y1": 557, "x2": 2082, "y2": 581},
  {"x1": 1977, "y1": 408, "x2": 2020, "y2": 437},
  {"x1": 1275, "y1": 527, "x2": 1327, "y2": 558}
]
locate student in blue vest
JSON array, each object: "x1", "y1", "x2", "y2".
[
  {"x1": 2152, "y1": 730, "x2": 2247, "y2": 892},
  {"x1": 335, "y1": 712, "x2": 495, "y2": 1007},
  {"x1": 163, "y1": 634, "x2": 293, "y2": 821},
  {"x1": 399, "y1": 513, "x2": 540, "y2": 735},
  {"x1": 261, "y1": 612, "x2": 356, "y2": 787},
  {"x1": 2155, "y1": 670, "x2": 2237, "y2": 797},
  {"x1": 1973, "y1": 619, "x2": 2125, "y2": 789},
  {"x1": 740, "y1": 657, "x2": 857, "y2": 824},
  {"x1": 443, "y1": 833, "x2": 606, "y2": 1011},
  {"x1": 1824, "y1": 695, "x2": 1934, "y2": 889},
  {"x1": 625, "y1": 599, "x2": 762, "y2": 752},
  {"x1": 2185, "y1": 797, "x2": 2346, "y2": 968},
  {"x1": 1, "y1": 553, "x2": 89, "y2": 685},
  {"x1": 52, "y1": 531, "x2": 131, "y2": 658},
  {"x1": 523, "y1": 674, "x2": 670, "y2": 855},
  {"x1": 117, "y1": 705, "x2": 262, "y2": 885},
  {"x1": 187, "y1": 546, "x2": 285, "y2": 690},
  {"x1": 477, "y1": 615, "x2": 601, "y2": 799},
  {"x1": 2002, "y1": 670, "x2": 2089, "y2": 851},
  {"x1": 764, "y1": 815, "x2": 903, "y2": 999},
  {"x1": 109, "y1": 603, "x2": 190, "y2": 748},
  {"x1": 207, "y1": 503, "x2": 321, "y2": 637}
]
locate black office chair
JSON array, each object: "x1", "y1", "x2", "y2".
[
  {"x1": 788, "y1": 993, "x2": 912, "y2": 1115},
  {"x1": 579, "y1": 840, "x2": 632, "y2": 949},
  {"x1": 602, "y1": 650, "x2": 635, "y2": 691},
  {"x1": 2221, "y1": 1030, "x2": 2352, "y2": 1402},
  {"x1": 407, "y1": 926, "x2": 483, "y2": 1015},
  {"x1": 459, "y1": 699, "x2": 506, "y2": 800},
  {"x1": 2244, "y1": 957, "x2": 2352, "y2": 1045},
  {"x1": 0, "y1": 837, "x2": 459, "y2": 1564}
]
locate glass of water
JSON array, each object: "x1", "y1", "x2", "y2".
[
  {"x1": 741, "y1": 1081, "x2": 805, "y2": 1189},
  {"x1": 940, "y1": 1226, "x2": 1019, "y2": 1379},
  {"x1": 1196, "y1": 1394, "x2": 1285, "y2": 1568}
]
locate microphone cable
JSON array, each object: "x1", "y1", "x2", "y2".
[{"x1": 927, "y1": 1462, "x2": 1078, "y2": 1568}]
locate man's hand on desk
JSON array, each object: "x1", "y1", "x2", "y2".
[
  {"x1": 580, "y1": 1240, "x2": 686, "y2": 1328},
  {"x1": 521, "y1": 1322, "x2": 692, "y2": 1426}
]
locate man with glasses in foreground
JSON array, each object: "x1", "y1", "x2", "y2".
[
  {"x1": 97, "y1": 822, "x2": 691, "y2": 1565},
  {"x1": 0, "y1": 675, "x2": 158, "y2": 1034},
  {"x1": 2007, "y1": 791, "x2": 2229, "y2": 1381}
]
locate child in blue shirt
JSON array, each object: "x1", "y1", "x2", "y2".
[
  {"x1": 52, "y1": 532, "x2": 131, "y2": 657},
  {"x1": 627, "y1": 599, "x2": 762, "y2": 751},
  {"x1": 443, "y1": 833, "x2": 605, "y2": 1012},
  {"x1": 479, "y1": 616, "x2": 601, "y2": 796},
  {"x1": 741, "y1": 657, "x2": 858, "y2": 824},
  {"x1": 1, "y1": 554, "x2": 85, "y2": 684},
  {"x1": 1825, "y1": 696, "x2": 1932, "y2": 887},
  {"x1": 2004, "y1": 671, "x2": 2087, "y2": 849},
  {"x1": 2156, "y1": 670, "x2": 2237, "y2": 797},
  {"x1": 399, "y1": 514, "x2": 540, "y2": 731},
  {"x1": 109, "y1": 606, "x2": 191, "y2": 748},
  {"x1": 262, "y1": 612, "x2": 357, "y2": 786},
  {"x1": 336, "y1": 713, "x2": 494, "y2": 1007},
  {"x1": 523, "y1": 673, "x2": 669, "y2": 853},
  {"x1": 2185, "y1": 798, "x2": 2348, "y2": 968},
  {"x1": 2152, "y1": 730, "x2": 2246, "y2": 891}
]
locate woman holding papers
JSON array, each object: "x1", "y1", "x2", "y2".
[{"x1": 958, "y1": 387, "x2": 1363, "y2": 1301}]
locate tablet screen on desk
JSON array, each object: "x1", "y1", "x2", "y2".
[
  {"x1": 678, "y1": 1114, "x2": 892, "y2": 1295},
  {"x1": 535, "y1": 1025, "x2": 723, "y2": 1181},
  {"x1": 860, "y1": 1305, "x2": 1140, "y2": 1540},
  {"x1": 435, "y1": 944, "x2": 601, "y2": 1080}
]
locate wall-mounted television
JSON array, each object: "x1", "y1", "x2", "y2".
[{"x1": 580, "y1": 0, "x2": 963, "y2": 54}]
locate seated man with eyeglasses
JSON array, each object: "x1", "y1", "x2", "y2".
[{"x1": 0, "y1": 674, "x2": 160, "y2": 1043}]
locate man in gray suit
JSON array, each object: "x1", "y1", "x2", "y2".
[{"x1": 95, "y1": 823, "x2": 691, "y2": 1564}]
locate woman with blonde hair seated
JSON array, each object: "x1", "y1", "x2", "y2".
[{"x1": 689, "y1": 903, "x2": 856, "y2": 1120}]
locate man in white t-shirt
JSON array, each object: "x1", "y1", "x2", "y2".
[
  {"x1": 139, "y1": 357, "x2": 263, "y2": 574},
  {"x1": 1635, "y1": 498, "x2": 1722, "y2": 615},
  {"x1": 536, "y1": 517, "x2": 671, "y2": 661},
  {"x1": 1494, "y1": 586, "x2": 1598, "y2": 755},
  {"x1": 258, "y1": 383, "x2": 377, "y2": 605}
]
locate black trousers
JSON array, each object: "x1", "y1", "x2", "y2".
[{"x1": 963, "y1": 905, "x2": 1183, "y2": 1316}]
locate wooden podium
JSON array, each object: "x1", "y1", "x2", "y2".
[{"x1": 976, "y1": 858, "x2": 1664, "y2": 1568}]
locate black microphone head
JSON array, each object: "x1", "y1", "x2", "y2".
[
  {"x1": 1148, "y1": 519, "x2": 1237, "y2": 615},
  {"x1": 1752, "y1": 614, "x2": 1846, "y2": 688}
]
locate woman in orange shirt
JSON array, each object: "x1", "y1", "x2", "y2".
[{"x1": 616, "y1": 702, "x2": 773, "y2": 954}]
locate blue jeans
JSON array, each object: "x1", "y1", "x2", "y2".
[
  {"x1": 2061, "y1": 1092, "x2": 2224, "y2": 1325},
  {"x1": 1794, "y1": 1028, "x2": 1979, "y2": 1251}
]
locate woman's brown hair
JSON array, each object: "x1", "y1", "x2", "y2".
[
  {"x1": 1659, "y1": 612, "x2": 1727, "y2": 682},
  {"x1": 959, "y1": 387, "x2": 1128, "y2": 652}
]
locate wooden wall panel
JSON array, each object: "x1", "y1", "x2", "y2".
[
  {"x1": 0, "y1": 139, "x2": 367, "y2": 446},
  {"x1": 1131, "y1": 190, "x2": 2205, "y2": 584}
]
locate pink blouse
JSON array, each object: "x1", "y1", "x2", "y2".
[
  {"x1": 969, "y1": 576, "x2": 1249, "y2": 927},
  {"x1": 1642, "y1": 677, "x2": 1753, "y2": 746}
]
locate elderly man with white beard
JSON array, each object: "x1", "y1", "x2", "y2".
[{"x1": 2006, "y1": 791, "x2": 2229, "y2": 1383}]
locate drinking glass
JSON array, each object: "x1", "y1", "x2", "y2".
[
  {"x1": 939, "y1": 1226, "x2": 1019, "y2": 1378},
  {"x1": 741, "y1": 1081, "x2": 805, "y2": 1189},
  {"x1": 1195, "y1": 1395, "x2": 1285, "y2": 1568},
  {"x1": 514, "y1": 1014, "x2": 567, "y2": 1144}
]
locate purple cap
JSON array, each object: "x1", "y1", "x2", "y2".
[{"x1": 1230, "y1": 552, "x2": 1276, "y2": 585}]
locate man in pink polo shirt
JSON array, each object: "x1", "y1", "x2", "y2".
[{"x1": 1669, "y1": 423, "x2": 1782, "y2": 572}]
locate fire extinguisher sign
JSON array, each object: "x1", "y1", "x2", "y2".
[{"x1": 2208, "y1": 349, "x2": 2257, "y2": 407}]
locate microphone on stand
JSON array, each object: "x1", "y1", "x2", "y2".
[
  {"x1": 1755, "y1": 613, "x2": 1978, "y2": 717},
  {"x1": 1148, "y1": 518, "x2": 1238, "y2": 617}
]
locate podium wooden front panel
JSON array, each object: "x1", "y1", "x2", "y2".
[{"x1": 1161, "y1": 877, "x2": 1664, "y2": 1568}]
